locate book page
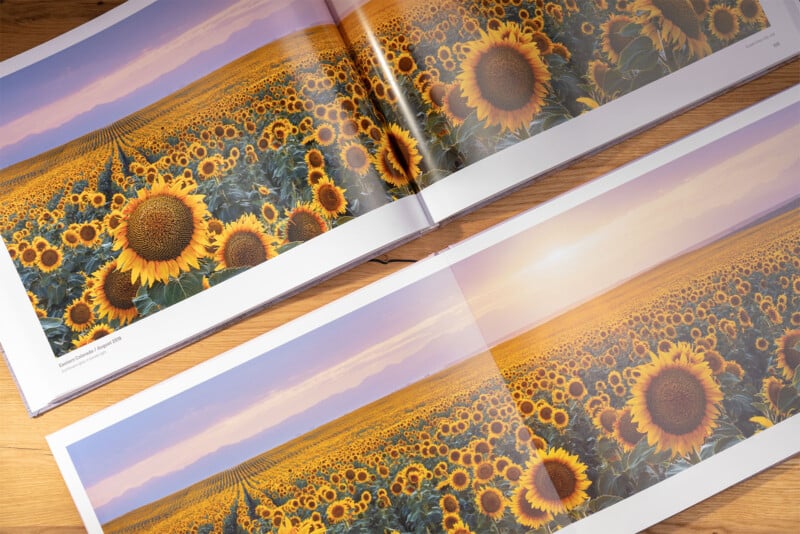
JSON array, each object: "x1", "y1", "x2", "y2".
[
  {"x1": 0, "y1": 0, "x2": 431, "y2": 415},
  {"x1": 48, "y1": 86, "x2": 800, "y2": 534},
  {"x1": 328, "y1": 0, "x2": 800, "y2": 222}
]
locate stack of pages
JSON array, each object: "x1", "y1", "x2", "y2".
[
  {"x1": 0, "y1": 0, "x2": 797, "y2": 416},
  {"x1": 49, "y1": 85, "x2": 800, "y2": 533}
]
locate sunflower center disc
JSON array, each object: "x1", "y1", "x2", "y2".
[
  {"x1": 537, "y1": 460, "x2": 576, "y2": 501},
  {"x1": 345, "y1": 146, "x2": 367, "y2": 169},
  {"x1": 319, "y1": 185, "x2": 342, "y2": 211},
  {"x1": 224, "y1": 232, "x2": 267, "y2": 268},
  {"x1": 127, "y1": 195, "x2": 195, "y2": 261},
  {"x1": 480, "y1": 490, "x2": 502, "y2": 514},
  {"x1": 653, "y1": 0, "x2": 702, "y2": 39},
  {"x1": 70, "y1": 303, "x2": 92, "y2": 324},
  {"x1": 646, "y1": 367, "x2": 706, "y2": 435},
  {"x1": 713, "y1": 9, "x2": 735, "y2": 34},
  {"x1": 475, "y1": 44, "x2": 536, "y2": 111},
  {"x1": 80, "y1": 225, "x2": 97, "y2": 242},
  {"x1": 740, "y1": 0, "x2": 758, "y2": 19},
  {"x1": 105, "y1": 269, "x2": 140, "y2": 310},
  {"x1": 40, "y1": 249, "x2": 59, "y2": 267},
  {"x1": 288, "y1": 212, "x2": 323, "y2": 242}
]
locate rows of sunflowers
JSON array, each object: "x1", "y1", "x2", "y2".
[
  {"x1": 0, "y1": 0, "x2": 769, "y2": 357},
  {"x1": 104, "y1": 207, "x2": 799, "y2": 531}
]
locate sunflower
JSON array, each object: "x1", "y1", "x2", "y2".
[
  {"x1": 305, "y1": 148, "x2": 325, "y2": 169},
  {"x1": 521, "y1": 447, "x2": 591, "y2": 514},
  {"x1": 73, "y1": 323, "x2": 114, "y2": 348},
  {"x1": 636, "y1": 0, "x2": 712, "y2": 58},
  {"x1": 775, "y1": 329, "x2": 800, "y2": 380},
  {"x1": 325, "y1": 499, "x2": 350, "y2": 524},
  {"x1": 261, "y1": 202, "x2": 279, "y2": 224},
  {"x1": 737, "y1": 0, "x2": 765, "y2": 24},
  {"x1": 600, "y1": 14, "x2": 636, "y2": 63},
  {"x1": 457, "y1": 22, "x2": 550, "y2": 132},
  {"x1": 64, "y1": 298, "x2": 95, "y2": 332},
  {"x1": 312, "y1": 178, "x2": 348, "y2": 219},
  {"x1": 449, "y1": 468, "x2": 470, "y2": 491},
  {"x1": 78, "y1": 222, "x2": 101, "y2": 246},
  {"x1": 708, "y1": 5, "x2": 739, "y2": 41},
  {"x1": 628, "y1": 344, "x2": 723, "y2": 457},
  {"x1": 215, "y1": 214, "x2": 276, "y2": 270},
  {"x1": 761, "y1": 376, "x2": 784, "y2": 414},
  {"x1": 340, "y1": 143, "x2": 371, "y2": 176},
  {"x1": 566, "y1": 377, "x2": 587, "y2": 399},
  {"x1": 474, "y1": 461, "x2": 495, "y2": 482},
  {"x1": 593, "y1": 406, "x2": 618, "y2": 436},
  {"x1": 373, "y1": 124, "x2": 422, "y2": 188},
  {"x1": 440, "y1": 494, "x2": 460, "y2": 515},
  {"x1": 510, "y1": 486, "x2": 552, "y2": 529},
  {"x1": 37, "y1": 246, "x2": 63, "y2": 272},
  {"x1": 552, "y1": 408, "x2": 569, "y2": 429},
  {"x1": 475, "y1": 487, "x2": 506, "y2": 519},
  {"x1": 313, "y1": 124, "x2": 336, "y2": 146},
  {"x1": 113, "y1": 180, "x2": 208, "y2": 286},
  {"x1": 18, "y1": 246, "x2": 38, "y2": 267},
  {"x1": 614, "y1": 406, "x2": 646, "y2": 451},
  {"x1": 283, "y1": 204, "x2": 327, "y2": 243},
  {"x1": 443, "y1": 83, "x2": 472, "y2": 126},
  {"x1": 91, "y1": 260, "x2": 141, "y2": 325}
]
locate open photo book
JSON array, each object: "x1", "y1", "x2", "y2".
[
  {"x1": 1, "y1": 1, "x2": 798, "y2": 416},
  {"x1": 48, "y1": 86, "x2": 800, "y2": 533}
]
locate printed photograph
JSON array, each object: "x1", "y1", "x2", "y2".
[
  {"x1": 333, "y1": 0, "x2": 771, "y2": 188},
  {"x1": 59, "y1": 97, "x2": 798, "y2": 533},
  {"x1": 0, "y1": 0, "x2": 404, "y2": 358}
]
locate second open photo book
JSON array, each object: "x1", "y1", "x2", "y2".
[
  {"x1": 48, "y1": 85, "x2": 800, "y2": 533},
  {"x1": 2, "y1": 0, "x2": 799, "y2": 415}
]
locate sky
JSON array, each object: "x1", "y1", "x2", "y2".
[
  {"x1": 0, "y1": 0, "x2": 335, "y2": 168},
  {"x1": 67, "y1": 267, "x2": 489, "y2": 523},
  {"x1": 450, "y1": 102, "x2": 800, "y2": 346}
]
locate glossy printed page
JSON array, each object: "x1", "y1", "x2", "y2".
[
  {"x1": 328, "y1": 0, "x2": 800, "y2": 221},
  {"x1": 0, "y1": 0, "x2": 431, "y2": 414},
  {"x1": 443, "y1": 86, "x2": 800, "y2": 532},
  {"x1": 48, "y1": 88, "x2": 800, "y2": 534}
]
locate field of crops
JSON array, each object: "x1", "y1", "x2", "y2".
[
  {"x1": 0, "y1": 0, "x2": 769, "y2": 357},
  {"x1": 104, "y1": 199, "x2": 799, "y2": 533},
  {"x1": 0, "y1": 24, "x2": 407, "y2": 357},
  {"x1": 339, "y1": 0, "x2": 769, "y2": 187}
]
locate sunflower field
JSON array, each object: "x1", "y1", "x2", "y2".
[
  {"x1": 103, "y1": 199, "x2": 799, "y2": 533},
  {"x1": 0, "y1": 25, "x2": 417, "y2": 357},
  {"x1": 339, "y1": 0, "x2": 770, "y2": 187}
]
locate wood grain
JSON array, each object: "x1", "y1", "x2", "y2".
[{"x1": 1, "y1": 2, "x2": 798, "y2": 532}]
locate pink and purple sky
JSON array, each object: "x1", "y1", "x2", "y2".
[{"x1": 0, "y1": 0, "x2": 335, "y2": 168}]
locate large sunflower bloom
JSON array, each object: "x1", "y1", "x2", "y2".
[
  {"x1": 635, "y1": 0, "x2": 712, "y2": 58},
  {"x1": 113, "y1": 180, "x2": 208, "y2": 286},
  {"x1": 214, "y1": 213, "x2": 276, "y2": 270},
  {"x1": 457, "y1": 22, "x2": 550, "y2": 132},
  {"x1": 64, "y1": 298, "x2": 95, "y2": 332},
  {"x1": 91, "y1": 260, "x2": 141, "y2": 325},
  {"x1": 521, "y1": 447, "x2": 591, "y2": 514},
  {"x1": 775, "y1": 329, "x2": 800, "y2": 380},
  {"x1": 628, "y1": 343, "x2": 723, "y2": 457}
]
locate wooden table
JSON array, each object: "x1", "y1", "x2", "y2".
[{"x1": 0, "y1": 2, "x2": 798, "y2": 532}]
